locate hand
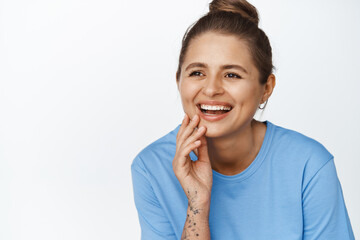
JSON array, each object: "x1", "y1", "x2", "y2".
[{"x1": 173, "y1": 113, "x2": 213, "y2": 205}]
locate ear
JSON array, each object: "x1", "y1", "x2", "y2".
[
  {"x1": 176, "y1": 74, "x2": 180, "y2": 91},
  {"x1": 261, "y1": 74, "x2": 276, "y2": 103}
]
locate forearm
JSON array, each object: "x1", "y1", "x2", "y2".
[
  {"x1": 174, "y1": 114, "x2": 212, "y2": 239},
  {"x1": 181, "y1": 200, "x2": 211, "y2": 240}
]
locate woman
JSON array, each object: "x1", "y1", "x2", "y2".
[{"x1": 131, "y1": 0, "x2": 355, "y2": 239}]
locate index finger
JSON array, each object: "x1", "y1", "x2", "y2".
[
  {"x1": 177, "y1": 114, "x2": 189, "y2": 141},
  {"x1": 193, "y1": 148, "x2": 199, "y2": 157}
]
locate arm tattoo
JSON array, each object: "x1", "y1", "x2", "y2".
[{"x1": 181, "y1": 189, "x2": 204, "y2": 239}]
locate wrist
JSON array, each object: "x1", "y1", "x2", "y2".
[
  {"x1": 185, "y1": 187, "x2": 211, "y2": 204},
  {"x1": 188, "y1": 198, "x2": 211, "y2": 219},
  {"x1": 189, "y1": 197, "x2": 210, "y2": 209},
  {"x1": 183, "y1": 201, "x2": 210, "y2": 239}
]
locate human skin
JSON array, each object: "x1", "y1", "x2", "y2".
[
  {"x1": 173, "y1": 31, "x2": 276, "y2": 239},
  {"x1": 176, "y1": 31, "x2": 276, "y2": 175},
  {"x1": 173, "y1": 114, "x2": 212, "y2": 240}
]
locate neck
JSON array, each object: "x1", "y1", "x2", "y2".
[{"x1": 206, "y1": 119, "x2": 263, "y2": 176}]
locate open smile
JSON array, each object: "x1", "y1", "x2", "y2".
[{"x1": 196, "y1": 103, "x2": 233, "y2": 122}]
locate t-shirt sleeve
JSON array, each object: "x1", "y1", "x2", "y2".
[
  {"x1": 302, "y1": 157, "x2": 355, "y2": 240},
  {"x1": 131, "y1": 156, "x2": 177, "y2": 240}
]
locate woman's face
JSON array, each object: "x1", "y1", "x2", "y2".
[{"x1": 177, "y1": 31, "x2": 266, "y2": 138}]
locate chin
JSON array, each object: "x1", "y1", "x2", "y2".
[
  {"x1": 204, "y1": 132, "x2": 220, "y2": 138},
  {"x1": 201, "y1": 124, "x2": 229, "y2": 138}
]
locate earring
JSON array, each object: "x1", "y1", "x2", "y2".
[{"x1": 258, "y1": 99, "x2": 268, "y2": 110}]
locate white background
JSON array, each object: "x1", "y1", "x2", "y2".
[{"x1": 0, "y1": 0, "x2": 359, "y2": 239}]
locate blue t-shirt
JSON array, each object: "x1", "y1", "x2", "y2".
[{"x1": 131, "y1": 120, "x2": 354, "y2": 240}]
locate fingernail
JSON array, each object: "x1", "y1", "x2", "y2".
[
  {"x1": 198, "y1": 126, "x2": 205, "y2": 131},
  {"x1": 192, "y1": 114, "x2": 198, "y2": 121}
]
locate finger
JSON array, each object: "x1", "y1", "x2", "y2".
[
  {"x1": 188, "y1": 126, "x2": 206, "y2": 158},
  {"x1": 176, "y1": 114, "x2": 189, "y2": 141},
  {"x1": 182, "y1": 125, "x2": 206, "y2": 150},
  {"x1": 193, "y1": 148, "x2": 199, "y2": 157},
  {"x1": 178, "y1": 114, "x2": 200, "y2": 146},
  {"x1": 176, "y1": 114, "x2": 190, "y2": 151},
  {"x1": 197, "y1": 134, "x2": 210, "y2": 163},
  {"x1": 177, "y1": 126, "x2": 205, "y2": 167},
  {"x1": 180, "y1": 115, "x2": 199, "y2": 144},
  {"x1": 175, "y1": 140, "x2": 201, "y2": 168}
]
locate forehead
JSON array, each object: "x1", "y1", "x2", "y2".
[{"x1": 183, "y1": 31, "x2": 256, "y2": 71}]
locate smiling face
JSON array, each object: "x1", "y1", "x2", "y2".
[{"x1": 177, "y1": 31, "x2": 267, "y2": 138}]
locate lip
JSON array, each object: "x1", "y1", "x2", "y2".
[
  {"x1": 196, "y1": 100, "x2": 233, "y2": 108},
  {"x1": 196, "y1": 100, "x2": 233, "y2": 122}
]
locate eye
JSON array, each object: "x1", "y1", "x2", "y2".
[
  {"x1": 189, "y1": 71, "x2": 204, "y2": 77},
  {"x1": 225, "y1": 73, "x2": 242, "y2": 79}
]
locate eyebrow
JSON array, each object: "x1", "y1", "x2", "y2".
[
  {"x1": 185, "y1": 62, "x2": 207, "y2": 72},
  {"x1": 184, "y1": 62, "x2": 248, "y2": 74},
  {"x1": 222, "y1": 64, "x2": 248, "y2": 74}
]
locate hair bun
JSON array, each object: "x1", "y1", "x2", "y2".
[{"x1": 209, "y1": 0, "x2": 259, "y2": 26}]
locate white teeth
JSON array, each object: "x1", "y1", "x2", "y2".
[{"x1": 200, "y1": 104, "x2": 231, "y2": 111}]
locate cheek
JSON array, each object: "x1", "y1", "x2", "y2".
[
  {"x1": 227, "y1": 82, "x2": 260, "y2": 105},
  {"x1": 228, "y1": 81, "x2": 255, "y2": 96},
  {"x1": 179, "y1": 80, "x2": 200, "y2": 101}
]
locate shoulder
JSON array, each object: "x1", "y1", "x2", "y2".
[
  {"x1": 271, "y1": 122, "x2": 333, "y2": 158},
  {"x1": 268, "y1": 121, "x2": 334, "y2": 182},
  {"x1": 131, "y1": 124, "x2": 181, "y2": 172}
]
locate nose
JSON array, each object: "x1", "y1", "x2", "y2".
[{"x1": 202, "y1": 74, "x2": 224, "y2": 97}]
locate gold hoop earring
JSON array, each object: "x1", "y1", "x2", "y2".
[{"x1": 258, "y1": 100, "x2": 268, "y2": 110}]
